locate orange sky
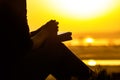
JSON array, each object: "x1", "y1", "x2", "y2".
[
  {"x1": 26, "y1": 0, "x2": 120, "y2": 46},
  {"x1": 27, "y1": 0, "x2": 120, "y2": 33}
]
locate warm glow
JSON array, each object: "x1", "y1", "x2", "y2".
[
  {"x1": 85, "y1": 38, "x2": 94, "y2": 44},
  {"x1": 27, "y1": 0, "x2": 120, "y2": 46},
  {"x1": 45, "y1": 0, "x2": 117, "y2": 19},
  {"x1": 88, "y1": 60, "x2": 97, "y2": 66},
  {"x1": 27, "y1": 0, "x2": 120, "y2": 33},
  {"x1": 70, "y1": 39, "x2": 80, "y2": 46},
  {"x1": 83, "y1": 60, "x2": 120, "y2": 66}
]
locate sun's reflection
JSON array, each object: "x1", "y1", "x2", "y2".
[
  {"x1": 83, "y1": 59, "x2": 120, "y2": 66},
  {"x1": 88, "y1": 59, "x2": 96, "y2": 66}
]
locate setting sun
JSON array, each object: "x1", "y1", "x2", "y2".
[
  {"x1": 82, "y1": 37, "x2": 95, "y2": 46},
  {"x1": 84, "y1": 37, "x2": 94, "y2": 44},
  {"x1": 27, "y1": 0, "x2": 120, "y2": 33},
  {"x1": 43, "y1": 0, "x2": 117, "y2": 19}
]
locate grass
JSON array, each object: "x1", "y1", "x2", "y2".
[
  {"x1": 89, "y1": 65, "x2": 120, "y2": 80},
  {"x1": 46, "y1": 66, "x2": 120, "y2": 80}
]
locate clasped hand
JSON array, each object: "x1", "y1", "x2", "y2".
[{"x1": 41, "y1": 20, "x2": 59, "y2": 37}]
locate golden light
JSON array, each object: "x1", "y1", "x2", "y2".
[
  {"x1": 85, "y1": 37, "x2": 94, "y2": 43},
  {"x1": 46, "y1": 0, "x2": 117, "y2": 19},
  {"x1": 88, "y1": 59, "x2": 97, "y2": 66},
  {"x1": 70, "y1": 39, "x2": 80, "y2": 46},
  {"x1": 27, "y1": 0, "x2": 120, "y2": 33},
  {"x1": 83, "y1": 60, "x2": 120, "y2": 66}
]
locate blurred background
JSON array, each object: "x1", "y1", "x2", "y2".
[{"x1": 27, "y1": 0, "x2": 120, "y2": 74}]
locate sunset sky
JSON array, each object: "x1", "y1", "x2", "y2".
[
  {"x1": 27, "y1": 0, "x2": 120, "y2": 46},
  {"x1": 26, "y1": 1, "x2": 120, "y2": 70}
]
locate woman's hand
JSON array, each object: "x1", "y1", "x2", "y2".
[
  {"x1": 42, "y1": 20, "x2": 59, "y2": 37},
  {"x1": 31, "y1": 20, "x2": 59, "y2": 49}
]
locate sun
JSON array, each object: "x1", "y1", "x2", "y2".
[
  {"x1": 88, "y1": 59, "x2": 96, "y2": 66},
  {"x1": 85, "y1": 38, "x2": 94, "y2": 43},
  {"x1": 83, "y1": 37, "x2": 94, "y2": 46},
  {"x1": 46, "y1": 0, "x2": 117, "y2": 19}
]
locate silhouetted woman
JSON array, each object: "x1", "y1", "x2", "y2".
[{"x1": 0, "y1": 0, "x2": 94, "y2": 80}]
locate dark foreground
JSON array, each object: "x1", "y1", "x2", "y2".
[
  {"x1": 46, "y1": 72, "x2": 120, "y2": 80},
  {"x1": 46, "y1": 46, "x2": 120, "y2": 80}
]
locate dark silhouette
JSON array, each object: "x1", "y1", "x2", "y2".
[{"x1": 0, "y1": 0, "x2": 95, "y2": 80}]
